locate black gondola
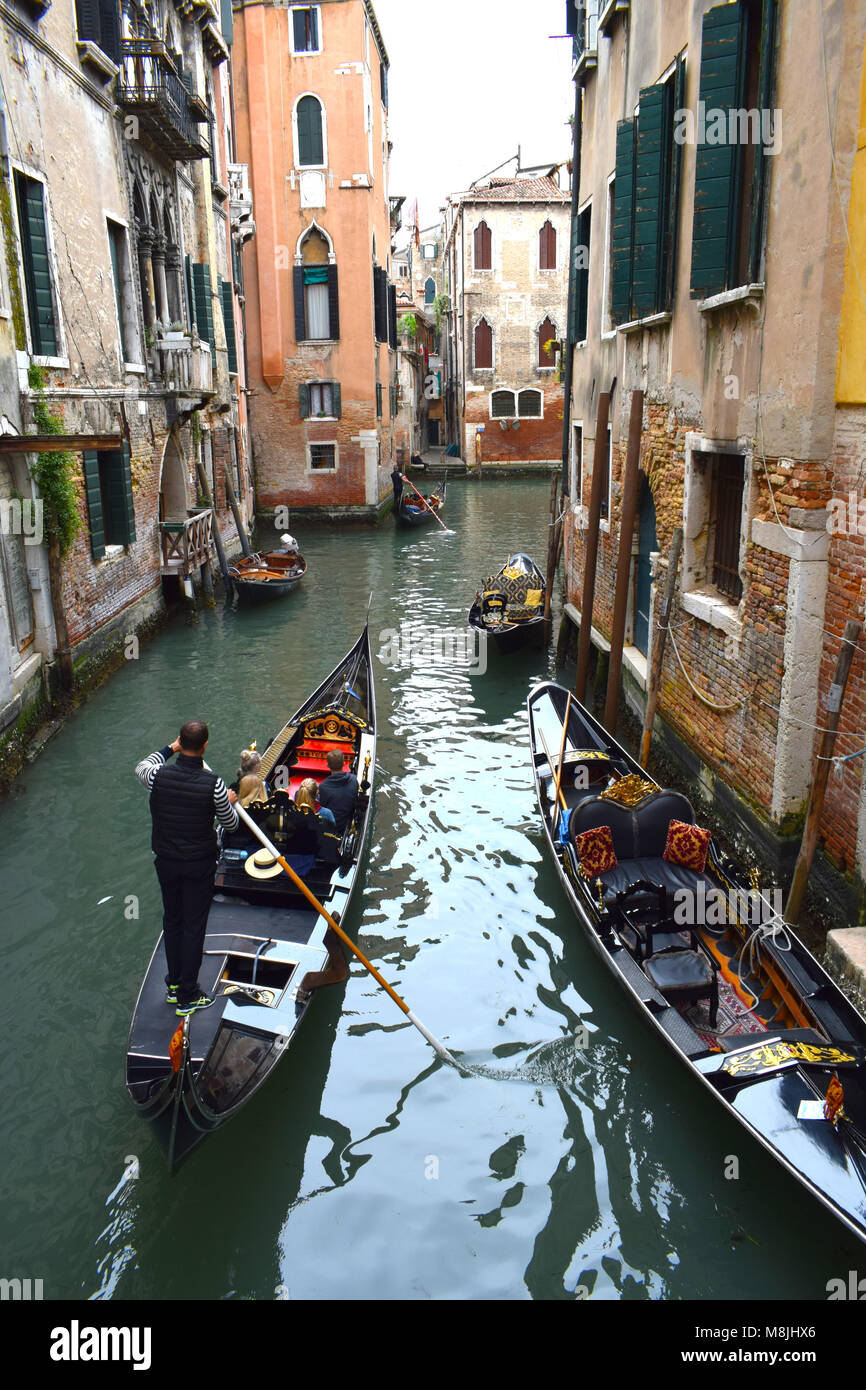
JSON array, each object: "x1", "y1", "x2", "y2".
[
  {"x1": 469, "y1": 553, "x2": 546, "y2": 653},
  {"x1": 528, "y1": 681, "x2": 866, "y2": 1247},
  {"x1": 126, "y1": 624, "x2": 376, "y2": 1170},
  {"x1": 395, "y1": 473, "x2": 446, "y2": 528},
  {"x1": 228, "y1": 547, "x2": 306, "y2": 602}
]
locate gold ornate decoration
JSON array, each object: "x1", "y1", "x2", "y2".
[
  {"x1": 599, "y1": 773, "x2": 657, "y2": 807},
  {"x1": 721, "y1": 1041, "x2": 857, "y2": 1078}
]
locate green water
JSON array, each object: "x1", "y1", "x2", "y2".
[{"x1": 0, "y1": 479, "x2": 859, "y2": 1300}]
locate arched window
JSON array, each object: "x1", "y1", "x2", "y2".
[
  {"x1": 424, "y1": 276, "x2": 435, "y2": 304},
  {"x1": 539, "y1": 220, "x2": 556, "y2": 270},
  {"x1": 473, "y1": 221, "x2": 491, "y2": 270},
  {"x1": 474, "y1": 318, "x2": 492, "y2": 370},
  {"x1": 518, "y1": 389, "x2": 542, "y2": 418},
  {"x1": 490, "y1": 389, "x2": 515, "y2": 418},
  {"x1": 538, "y1": 317, "x2": 557, "y2": 368},
  {"x1": 296, "y1": 95, "x2": 325, "y2": 166},
  {"x1": 295, "y1": 226, "x2": 337, "y2": 340}
]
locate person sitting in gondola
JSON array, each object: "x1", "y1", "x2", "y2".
[
  {"x1": 221, "y1": 775, "x2": 269, "y2": 855},
  {"x1": 230, "y1": 747, "x2": 262, "y2": 793},
  {"x1": 294, "y1": 776, "x2": 336, "y2": 830},
  {"x1": 317, "y1": 749, "x2": 359, "y2": 834}
]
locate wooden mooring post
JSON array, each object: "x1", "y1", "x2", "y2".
[
  {"x1": 544, "y1": 475, "x2": 560, "y2": 626},
  {"x1": 195, "y1": 460, "x2": 231, "y2": 585},
  {"x1": 574, "y1": 392, "x2": 611, "y2": 701},
  {"x1": 784, "y1": 618, "x2": 862, "y2": 924},
  {"x1": 603, "y1": 390, "x2": 643, "y2": 733},
  {"x1": 639, "y1": 527, "x2": 682, "y2": 768}
]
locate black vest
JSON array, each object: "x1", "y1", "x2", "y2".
[{"x1": 150, "y1": 755, "x2": 219, "y2": 861}]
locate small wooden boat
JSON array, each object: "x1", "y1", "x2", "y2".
[
  {"x1": 469, "y1": 553, "x2": 546, "y2": 653},
  {"x1": 228, "y1": 548, "x2": 306, "y2": 602},
  {"x1": 528, "y1": 681, "x2": 866, "y2": 1246},
  {"x1": 126, "y1": 623, "x2": 376, "y2": 1170},
  {"x1": 396, "y1": 473, "x2": 446, "y2": 528}
]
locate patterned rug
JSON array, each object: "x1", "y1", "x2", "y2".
[{"x1": 685, "y1": 971, "x2": 769, "y2": 1048}]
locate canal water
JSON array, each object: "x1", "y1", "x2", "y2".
[{"x1": 0, "y1": 477, "x2": 859, "y2": 1301}]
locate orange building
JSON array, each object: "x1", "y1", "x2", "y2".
[{"x1": 232, "y1": 0, "x2": 399, "y2": 520}]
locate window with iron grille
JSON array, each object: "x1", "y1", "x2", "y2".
[
  {"x1": 309, "y1": 443, "x2": 336, "y2": 470},
  {"x1": 709, "y1": 453, "x2": 745, "y2": 601},
  {"x1": 517, "y1": 389, "x2": 542, "y2": 418},
  {"x1": 490, "y1": 389, "x2": 515, "y2": 419}
]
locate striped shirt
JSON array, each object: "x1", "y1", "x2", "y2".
[{"x1": 135, "y1": 746, "x2": 239, "y2": 831}]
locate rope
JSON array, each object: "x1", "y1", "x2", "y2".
[
  {"x1": 665, "y1": 621, "x2": 757, "y2": 713},
  {"x1": 736, "y1": 916, "x2": 795, "y2": 1014}
]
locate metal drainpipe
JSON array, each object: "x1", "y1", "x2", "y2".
[{"x1": 560, "y1": 75, "x2": 583, "y2": 497}]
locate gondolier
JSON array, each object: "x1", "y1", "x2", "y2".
[
  {"x1": 135, "y1": 720, "x2": 238, "y2": 1017},
  {"x1": 391, "y1": 465, "x2": 403, "y2": 509}
]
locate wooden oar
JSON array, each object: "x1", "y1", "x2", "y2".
[
  {"x1": 401, "y1": 473, "x2": 448, "y2": 531},
  {"x1": 538, "y1": 726, "x2": 568, "y2": 818},
  {"x1": 233, "y1": 803, "x2": 467, "y2": 1073},
  {"x1": 551, "y1": 693, "x2": 573, "y2": 833}
]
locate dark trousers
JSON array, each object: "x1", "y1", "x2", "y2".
[{"x1": 154, "y1": 856, "x2": 215, "y2": 1005}]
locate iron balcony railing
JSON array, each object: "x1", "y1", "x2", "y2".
[{"x1": 116, "y1": 39, "x2": 211, "y2": 162}]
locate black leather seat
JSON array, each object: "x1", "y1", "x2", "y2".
[{"x1": 644, "y1": 948, "x2": 718, "y2": 1027}]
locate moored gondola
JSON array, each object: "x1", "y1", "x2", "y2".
[
  {"x1": 395, "y1": 473, "x2": 446, "y2": 528},
  {"x1": 469, "y1": 553, "x2": 546, "y2": 653},
  {"x1": 528, "y1": 681, "x2": 866, "y2": 1247},
  {"x1": 126, "y1": 624, "x2": 376, "y2": 1170},
  {"x1": 228, "y1": 546, "x2": 306, "y2": 601}
]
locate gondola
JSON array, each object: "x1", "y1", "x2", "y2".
[
  {"x1": 395, "y1": 473, "x2": 446, "y2": 528},
  {"x1": 469, "y1": 553, "x2": 546, "y2": 653},
  {"x1": 227, "y1": 547, "x2": 306, "y2": 602},
  {"x1": 126, "y1": 623, "x2": 376, "y2": 1171},
  {"x1": 528, "y1": 681, "x2": 866, "y2": 1247}
]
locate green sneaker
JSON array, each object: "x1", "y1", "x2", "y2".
[
  {"x1": 176, "y1": 993, "x2": 214, "y2": 1017},
  {"x1": 166, "y1": 983, "x2": 179, "y2": 1005}
]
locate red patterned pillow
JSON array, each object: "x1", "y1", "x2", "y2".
[
  {"x1": 664, "y1": 819, "x2": 711, "y2": 872},
  {"x1": 574, "y1": 826, "x2": 617, "y2": 877}
]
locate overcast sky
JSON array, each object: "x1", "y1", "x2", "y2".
[{"x1": 372, "y1": 0, "x2": 574, "y2": 236}]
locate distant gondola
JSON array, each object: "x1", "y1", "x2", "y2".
[
  {"x1": 395, "y1": 473, "x2": 446, "y2": 528},
  {"x1": 126, "y1": 624, "x2": 376, "y2": 1171},
  {"x1": 228, "y1": 547, "x2": 306, "y2": 601},
  {"x1": 469, "y1": 553, "x2": 546, "y2": 653},
  {"x1": 528, "y1": 681, "x2": 866, "y2": 1248}
]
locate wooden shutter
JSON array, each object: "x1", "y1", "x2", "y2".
[
  {"x1": 632, "y1": 84, "x2": 667, "y2": 319},
  {"x1": 15, "y1": 174, "x2": 58, "y2": 357},
  {"x1": 297, "y1": 96, "x2": 324, "y2": 165},
  {"x1": 373, "y1": 267, "x2": 388, "y2": 342},
  {"x1": 611, "y1": 119, "x2": 635, "y2": 324},
  {"x1": 662, "y1": 56, "x2": 687, "y2": 312},
  {"x1": 326, "y1": 264, "x2": 339, "y2": 339},
  {"x1": 191, "y1": 262, "x2": 214, "y2": 358},
  {"x1": 293, "y1": 8, "x2": 307, "y2": 49},
  {"x1": 388, "y1": 282, "x2": 397, "y2": 348},
  {"x1": 474, "y1": 318, "x2": 492, "y2": 369},
  {"x1": 332, "y1": 381, "x2": 342, "y2": 418},
  {"x1": 381, "y1": 64, "x2": 389, "y2": 108},
  {"x1": 539, "y1": 221, "x2": 556, "y2": 270},
  {"x1": 389, "y1": 382, "x2": 398, "y2": 416},
  {"x1": 747, "y1": 0, "x2": 778, "y2": 282},
  {"x1": 538, "y1": 317, "x2": 556, "y2": 367},
  {"x1": 75, "y1": 0, "x2": 100, "y2": 44},
  {"x1": 690, "y1": 1, "x2": 747, "y2": 297},
  {"x1": 376, "y1": 383, "x2": 382, "y2": 417},
  {"x1": 82, "y1": 451, "x2": 105, "y2": 560},
  {"x1": 474, "y1": 221, "x2": 491, "y2": 270},
  {"x1": 293, "y1": 265, "x2": 306, "y2": 341},
  {"x1": 299, "y1": 383, "x2": 311, "y2": 418},
  {"x1": 97, "y1": 0, "x2": 121, "y2": 63},
  {"x1": 574, "y1": 206, "x2": 591, "y2": 342},
  {"x1": 220, "y1": 279, "x2": 238, "y2": 374},
  {"x1": 107, "y1": 222, "x2": 126, "y2": 359},
  {"x1": 114, "y1": 443, "x2": 136, "y2": 545}
]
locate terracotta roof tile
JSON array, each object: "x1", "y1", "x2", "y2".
[{"x1": 453, "y1": 174, "x2": 569, "y2": 203}]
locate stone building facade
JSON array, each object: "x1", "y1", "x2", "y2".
[
  {"x1": 231, "y1": 0, "x2": 398, "y2": 521},
  {"x1": 0, "y1": 0, "x2": 253, "y2": 751},
  {"x1": 442, "y1": 172, "x2": 570, "y2": 470},
  {"x1": 562, "y1": 0, "x2": 866, "y2": 910}
]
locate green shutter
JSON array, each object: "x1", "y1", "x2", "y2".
[
  {"x1": 191, "y1": 262, "x2": 214, "y2": 358},
  {"x1": 101, "y1": 443, "x2": 136, "y2": 546},
  {"x1": 15, "y1": 174, "x2": 58, "y2": 357},
  {"x1": 690, "y1": 1, "x2": 747, "y2": 297},
  {"x1": 332, "y1": 381, "x2": 342, "y2": 418},
  {"x1": 632, "y1": 84, "x2": 667, "y2": 319},
  {"x1": 574, "y1": 207, "x2": 591, "y2": 342},
  {"x1": 747, "y1": 0, "x2": 778, "y2": 281},
  {"x1": 611, "y1": 119, "x2": 635, "y2": 324},
  {"x1": 376, "y1": 382, "x2": 382, "y2": 417},
  {"x1": 82, "y1": 451, "x2": 105, "y2": 560},
  {"x1": 662, "y1": 56, "x2": 687, "y2": 311},
  {"x1": 299, "y1": 383, "x2": 311, "y2": 418},
  {"x1": 220, "y1": 279, "x2": 238, "y2": 374},
  {"x1": 297, "y1": 96, "x2": 323, "y2": 165}
]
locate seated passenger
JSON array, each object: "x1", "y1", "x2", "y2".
[
  {"x1": 222, "y1": 775, "x2": 268, "y2": 852},
  {"x1": 230, "y1": 748, "x2": 262, "y2": 793},
  {"x1": 294, "y1": 777, "x2": 336, "y2": 829},
  {"x1": 316, "y1": 750, "x2": 359, "y2": 834}
]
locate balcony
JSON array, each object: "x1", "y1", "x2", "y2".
[
  {"x1": 153, "y1": 329, "x2": 214, "y2": 398},
  {"x1": 116, "y1": 40, "x2": 211, "y2": 161},
  {"x1": 390, "y1": 196, "x2": 405, "y2": 234},
  {"x1": 573, "y1": 0, "x2": 599, "y2": 76},
  {"x1": 160, "y1": 510, "x2": 214, "y2": 578}
]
